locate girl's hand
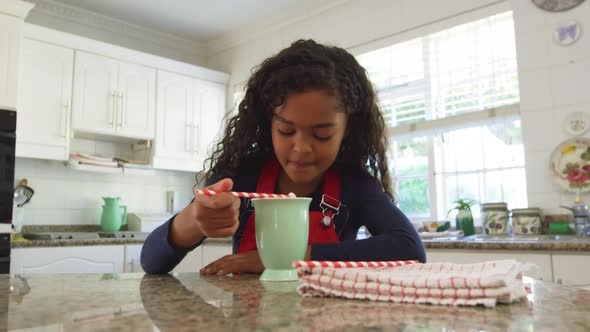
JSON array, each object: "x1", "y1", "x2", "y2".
[
  {"x1": 200, "y1": 250, "x2": 264, "y2": 275},
  {"x1": 194, "y1": 178, "x2": 241, "y2": 238}
]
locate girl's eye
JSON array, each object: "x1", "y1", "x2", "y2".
[
  {"x1": 313, "y1": 135, "x2": 332, "y2": 141},
  {"x1": 313, "y1": 128, "x2": 333, "y2": 141},
  {"x1": 278, "y1": 129, "x2": 295, "y2": 136}
]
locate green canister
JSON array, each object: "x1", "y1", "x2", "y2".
[
  {"x1": 511, "y1": 208, "x2": 542, "y2": 235},
  {"x1": 481, "y1": 202, "x2": 509, "y2": 235}
]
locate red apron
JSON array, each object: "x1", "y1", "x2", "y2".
[{"x1": 237, "y1": 159, "x2": 340, "y2": 253}]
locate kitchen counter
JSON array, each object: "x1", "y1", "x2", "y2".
[
  {"x1": 2, "y1": 272, "x2": 590, "y2": 331},
  {"x1": 423, "y1": 234, "x2": 590, "y2": 252},
  {"x1": 11, "y1": 236, "x2": 231, "y2": 248},
  {"x1": 13, "y1": 233, "x2": 590, "y2": 251},
  {"x1": 12, "y1": 224, "x2": 232, "y2": 248}
]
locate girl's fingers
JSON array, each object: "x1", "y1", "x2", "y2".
[
  {"x1": 195, "y1": 192, "x2": 236, "y2": 209},
  {"x1": 201, "y1": 255, "x2": 232, "y2": 274},
  {"x1": 196, "y1": 206, "x2": 238, "y2": 220}
]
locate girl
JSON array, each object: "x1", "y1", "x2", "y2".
[{"x1": 141, "y1": 39, "x2": 426, "y2": 275}]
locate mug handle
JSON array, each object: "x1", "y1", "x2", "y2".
[{"x1": 120, "y1": 205, "x2": 128, "y2": 226}]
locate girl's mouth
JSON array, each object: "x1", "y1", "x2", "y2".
[{"x1": 289, "y1": 161, "x2": 314, "y2": 170}]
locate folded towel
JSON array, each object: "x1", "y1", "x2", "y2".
[{"x1": 294, "y1": 260, "x2": 527, "y2": 308}]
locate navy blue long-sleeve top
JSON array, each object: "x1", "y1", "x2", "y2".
[{"x1": 141, "y1": 159, "x2": 426, "y2": 274}]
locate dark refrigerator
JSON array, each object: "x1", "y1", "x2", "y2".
[{"x1": 0, "y1": 108, "x2": 16, "y2": 274}]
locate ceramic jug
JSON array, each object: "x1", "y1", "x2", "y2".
[{"x1": 100, "y1": 197, "x2": 127, "y2": 232}]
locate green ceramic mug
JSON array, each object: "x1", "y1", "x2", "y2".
[{"x1": 251, "y1": 197, "x2": 311, "y2": 281}]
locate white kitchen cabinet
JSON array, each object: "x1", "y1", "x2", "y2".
[
  {"x1": 551, "y1": 254, "x2": 590, "y2": 288},
  {"x1": 0, "y1": 1, "x2": 34, "y2": 110},
  {"x1": 11, "y1": 246, "x2": 125, "y2": 274},
  {"x1": 153, "y1": 70, "x2": 194, "y2": 171},
  {"x1": 16, "y1": 39, "x2": 73, "y2": 160},
  {"x1": 193, "y1": 79, "x2": 226, "y2": 158},
  {"x1": 202, "y1": 242, "x2": 232, "y2": 267},
  {"x1": 72, "y1": 51, "x2": 155, "y2": 140},
  {"x1": 173, "y1": 246, "x2": 203, "y2": 273},
  {"x1": 426, "y1": 249, "x2": 553, "y2": 281},
  {"x1": 153, "y1": 70, "x2": 226, "y2": 172},
  {"x1": 124, "y1": 244, "x2": 143, "y2": 273},
  {"x1": 0, "y1": 15, "x2": 22, "y2": 110}
]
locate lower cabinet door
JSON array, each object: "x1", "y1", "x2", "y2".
[
  {"x1": 124, "y1": 244, "x2": 143, "y2": 273},
  {"x1": 202, "y1": 242, "x2": 232, "y2": 267},
  {"x1": 552, "y1": 254, "x2": 590, "y2": 287},
  {"x1": 173, "y1": 246, "x2": 203, "y2": 273},
  {"x1": 426, "y1": 250, "x2": 553, "y2": 282},
  {"x1": 11, "y1": 246, "x2": 125, "y2": 274}
]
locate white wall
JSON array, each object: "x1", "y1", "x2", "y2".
[
  {"x1": 206, "y1": 0, "x2": 507, "y2": 89},
  {"x1": 14, "y1": 149, "x2": 195, "y2": 226},
  {"x1": 510, "y1": 0, "x2": 590, "y2": 213},
  {"x1": 206, "y1": 0, "x2": 590, "y2": 214}
]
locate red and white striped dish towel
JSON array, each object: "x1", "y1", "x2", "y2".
[{"x1": 293, "y1": 260, "x2": 527, "y2": 308}]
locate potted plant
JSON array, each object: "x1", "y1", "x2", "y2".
[{"x1": 448, "y1": 199, "x2": 477, "y2": 236}]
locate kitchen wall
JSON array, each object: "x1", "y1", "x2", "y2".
[
  {"x1": 14, "y1": 140, "x2": 196, "y2": 225},
  {"x1": 510, "y1": 0, "x2": 590, "y2": 213},
  {"x1": 23, "y1": 0, "x2": 208, "y2": 67},
  {"x1": 15, "y1": 0, "x2": 590, "y2": 224},
  {"x1": 207, "y1": 0, "x2": 590, "y2": 214}
]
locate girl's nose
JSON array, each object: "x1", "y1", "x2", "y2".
[{"x1": 292, "y1": 133, "x2": 312, "y2": 153}]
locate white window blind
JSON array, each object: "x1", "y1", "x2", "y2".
[
  {"x1": 357, "y1": 12, "x2": 526, "y2": 223},
  {"x1": 358, "y1": 11, "x2": 519, "y2": 129}
]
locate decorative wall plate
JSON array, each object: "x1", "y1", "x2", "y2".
[
  {"x1": 563, "y1": 111, "x2": 590, "y2": 136},
  {"x1": 533, "y1": 0, "x2": 585, "y2": 12},
  {"x1": 554, "y1": 20, "x2": 582, "y2": 46},
  {"x1": 550, "y1": 137, "x2": 590, "y2": 192}
]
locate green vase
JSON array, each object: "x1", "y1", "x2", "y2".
[
  {"x1": 100, "y1": 197, "x2": 127, "y2": 233},
  {"x1": 456, "y1": 209, "x2": 475, "y2": 236}
]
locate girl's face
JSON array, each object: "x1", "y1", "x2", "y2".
[{"x1": 271, "y1": 90, "x2": 347, "y2": 186}]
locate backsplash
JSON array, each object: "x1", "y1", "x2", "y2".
[{"x1": 14, "y1": 157, "x2": 196, "y2": 226}]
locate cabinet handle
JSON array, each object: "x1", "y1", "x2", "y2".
[
  {"x1": 185, "y1": 124, "x2": 191, "y2": 152},
  {"x1": 193, "y1": 123, "x2": 200, "y2": 153},
  {"x1": 190, "y1": 123, "x2": 195, "y2": 153},
  {"x1": 118, "y1": 91, "x2": 125, "y2": 128},
  {"x1": 110, "y1": 91, "x2": 116, "y2": 128},
  {"x1": 61, "y1": 101, "x2": 69, "y2": 137}
]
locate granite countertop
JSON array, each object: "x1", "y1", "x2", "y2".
[
  {"x1": 12, "y1": 237, "x2": 147, "y2": 248},
  {"x1": 423, "y1": 235, "x2": 590, "y2": 252},
  {"x1": 11, "y1": 224, "x2": 232, "y2": 248},
  {"x1": 12, "y1": 237, "x2": 231, "y2": 248},
  {"x1": 2, "y1": 272, "x2": 590, "y2": 331},
  {"x1": 13, "y1": 233, "x2": 590, "y2": 252},
  {"x1": 12, "y1": 225, "x2": 590, "y2": 251}
]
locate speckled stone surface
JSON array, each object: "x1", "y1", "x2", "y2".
[
  {"x1": 2, "y1": 273, "x2": 590, "y2": 331},
  {"x1": 423, "y1": 235, "x2": 590, "y2": 251},
  {"x1": 22, "y1": 225, "x2": 109, "y2": 233},
  {"x1": 12, "y1": 238, "x2": 146, "y2": 248},
  {"x1": 13, "y1": 224, "x2": 230, "y2": 248}
]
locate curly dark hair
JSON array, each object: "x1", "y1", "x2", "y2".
[{"x1": 202, "y1": 39, "x2": 394, "y2": 201}]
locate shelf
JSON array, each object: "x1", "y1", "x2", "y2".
[{"x1": 66, "y1": 160, "x2": 155, "y2": 175}]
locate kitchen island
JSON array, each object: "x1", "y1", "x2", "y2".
[{"x1": 2, "y1": 272, "x2": 590, "y2": 331}]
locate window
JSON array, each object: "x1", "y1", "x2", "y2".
[{"x1": 357, "y1": 12, "x2": 526, "y2": 224}]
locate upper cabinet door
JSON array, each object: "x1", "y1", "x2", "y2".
[
  {"x1": 0, "y1": 15, "x2": 22, "y2": 110},
  {"x1": 153, "y1": 70, "x2": 196, "y2": 171},
  {"x1": 194, "y1": 79, "x2": 226, "y2": 158},
  {"x1": 117, "y1": 61, "x2": 156, "y2": 139},
  {"x1": 16, "y1": 39, "x2": 73, "y2": 160},
  {"x1": 72, "y1": 51, "x2": 118, "y2": 135}
]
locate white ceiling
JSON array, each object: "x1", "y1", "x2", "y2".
[{"x1": 51, "y1": 0, "x2": 302, "y2": 42}]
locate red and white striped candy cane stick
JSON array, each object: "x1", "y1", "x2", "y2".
[
  {"x1": 195, "y1": 188, "x2": 297, "y2": 199},
  {"x1": 292, "y1": 260, "x2": 420, "y2": 269}
]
